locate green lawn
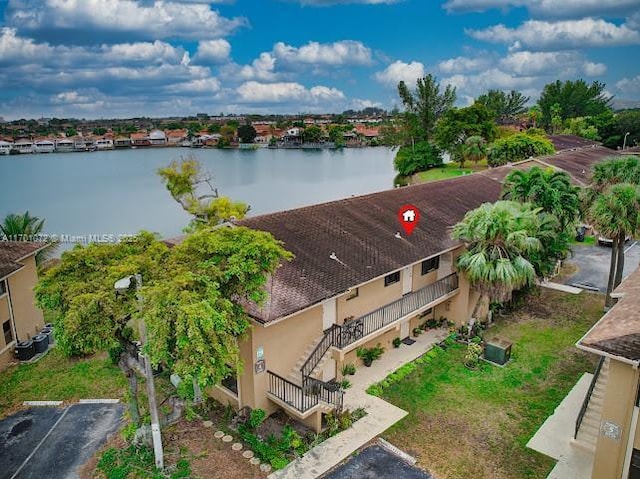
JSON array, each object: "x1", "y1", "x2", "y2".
[
  {"x1": 0, "y1": 348, "x2": 127, "y2": 417},
  {"x1": 381, "y1": 289, "x2": 603, "y2": 479},
  {"x1": 415, "y1": 160, "x2": 488, "y2": 184},
  {"x1": 573, "y1": 235, "x2": 597, "y2": 246}
]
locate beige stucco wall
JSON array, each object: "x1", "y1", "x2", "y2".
[
  {"x1": 247, "y1": 305, "x2": 324, "y2": 414},
  {"x1": 7, "y1": 256, "x2": 44, "y2": 341},
  {"x1": 0, "y1": 295, "x2": 14, "y2": 370},
  {"x1": 336, "y1": 271, "x2": 403, "y2": 324},
  {"x1": 591, "y1": 359, "x2": 639, "y2": 479}
]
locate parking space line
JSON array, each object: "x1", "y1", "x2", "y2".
[
  {"x1": 625, "y1": 241, "x2": 638, "y2": 254},
  {"x1": 9, "y1": 406, "x2": 71, "y2": 479}
]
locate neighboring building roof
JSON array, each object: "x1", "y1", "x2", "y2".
[
  {"x1": 478, "y1": 146, "x2": 619, "y2": 186},
  {"x1": 547, "y1": 134, "x2": 600, "y2": 151},
  {"x1": 130, "y1": 132, "x2": 148, "y2": 140},
  {"x1": 578, "y1": 267, "x2": 640, "y2": 362},
  {"x1": 235, "y1": 174, "x2": 503, "y2": 323},
  {"x1": 0, "y1": 242, "x2": 45, "y2": 279}
]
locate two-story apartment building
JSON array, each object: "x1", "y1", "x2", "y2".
[
  {"x1": 0, "y1": 242, "x2": 47, "y2": 370},
  {"x1": 165, "y1": 140, "x2": 621, "y2": 432},
  {"x1": 573, "y1": 267, "x2": 640, "y2": 479}
]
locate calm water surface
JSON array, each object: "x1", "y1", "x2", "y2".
[{"x1": 0, "y1": 147, "x2": 395, "y2": 242}]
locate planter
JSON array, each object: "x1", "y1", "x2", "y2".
[{"x1": 363, "y1": 358, "x2": 373, "y2": 367}]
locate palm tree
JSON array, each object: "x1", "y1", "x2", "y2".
[
  {"x1": 588, "y1": 183, "x2": 640, "y2": 308},
  {"x1": 0, "y1": 212, "x2": 56, "y2": 265},
  {"x1": 462, "y1": 136, "x2": 487, "y2": 168},
  {"x1": 0, "y1": 211, "x2": 44, "y2": 239},
  {"x1": 528, "y1": 106, "x2": 542, "y2": 129},
  {"x1": 452, "y1": 201, "x2": 542, "y2": 319},
  {"x1": 502, "y1": 167, "x2": 580, "y2": 231}
]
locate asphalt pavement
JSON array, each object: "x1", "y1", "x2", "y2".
[
  {"x1": 565, "y1": 242, "x2": 640, "y2": 292},
  {"x1": 323, "y1": 445, "x2": 432, "y2": 479},
  {"x1": 0, "y1": 403, "x2": 124, "y2": 479}
]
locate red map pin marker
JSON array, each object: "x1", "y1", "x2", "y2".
[{"x1": 398, "y1": 204, "x2": 420, "y2": 236}]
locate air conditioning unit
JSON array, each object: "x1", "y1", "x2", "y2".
[{"x1": 484, "y1": 339, "x2": 512, "y2": 366}]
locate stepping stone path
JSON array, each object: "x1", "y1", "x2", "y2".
[
  {"x1": 232, "y1": 442, "x2": 243, "y2": 451},
  {"x1": 214, "y1": 431, "x2": 225, "y2": 439},
  {"x1": 222, "y1": 435, "x2": 233, "y2": 443},
  {"x1": 260, "y1": 464, "x2": 272, "y2": 473},
  {"x1": 242, "y1": 450, "x2": 254, "y2": 459},
  {"x1": 203, "y1": 420, "x2": 213, "y2": 428},
  {"x1": 250, "y1": 458, "x2": 261, "y2": 466}
]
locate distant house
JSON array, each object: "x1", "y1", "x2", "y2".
[
  {"x1": 355, "y1": 125, "x2": 380, "y2": 141},
  {"x1": 0, "y1": 140, "x2": 12, "y2": 155},
  {"x1": 0, "y1": 242, "x2": 47, "y2": 371},
  {"x1": 165, "y1": 129, "x2": 188, "y2": 145},
  {"x1": 54, "y1": 138, "x2": 74, "y2": 152},
  {"x1": 114, "y1": 137, "x2": 132, "y2": 148},
  {"x1": 95, "y1": 138, "x2": 114, "y2": 150},
  {"x1": 148, "y1": 130, "x2": 167, "y2": 146},
  {"x1": 130, "y1": 132, "x2": 150, "y2": 147}
]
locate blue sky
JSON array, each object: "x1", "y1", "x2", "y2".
[{"x1": 0, "y1": 0, "x2": 639, "y2": 119}]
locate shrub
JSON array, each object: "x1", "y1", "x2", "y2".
[
  {"x1": 412, "y1": 327, "x2": 422, "y2": 337},
  {"x1": 487, "y1": 133, "x2": 555, "y2": 167},
  {"x1": 340, "y1": 378, "x2": 352, "y2": 390},
  {"x1": 392, "y1": 337, "x2": 402, "y2": 348},
  {"x1": 464, "y1": 342, "x2": 484, "y2": 369},
  {"x1": 341, "y1": 363, "x2": 356, "y2": 376},
  {"x1": 393, "y1": 141, "x2": 443, "y2": 176},
  {"x1": 247, "y1": 408, "x2": 266, "y2": 430},
  {"x1": 357, "y1": 344, "x2": 385, "y2": 366}
]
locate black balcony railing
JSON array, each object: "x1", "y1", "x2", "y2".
[
  {"x1": 336, "y1": 272, "x2": 459, "y2": 349},
  {"x1": 267, "y1": 371, "x2": 343, "y2": 414}
]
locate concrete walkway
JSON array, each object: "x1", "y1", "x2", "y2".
[
  {"x1": 538, "y1": 280, "x2": 583, "y2": 295},
  {"x1": 269, "y1": 329, "x2": 448, "y2": 479},
  {"x1": 527, "y1": 373, "x2": 595, "y2": 479}
]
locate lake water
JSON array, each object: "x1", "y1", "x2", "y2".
[{"x1": 0, "y1": 147, "x2": 396, "y2": 244}]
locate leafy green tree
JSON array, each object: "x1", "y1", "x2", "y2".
[
  {"x1": 142, "y1": 226, "x2": 292, "y2": 387},
  {"x1": 238, "y1": 124, "x2": 258, "y2": 143},
  {"x1": 65, "y1": 128, "x2": 77, "y2": 137},
  {"x1": 328, "y1": 125, "x2": 346, "y2": 147},
  {"x1": 538, "y1": 80, "x2": 612, "y2": 129},
  {"x1": 476, "y1": 90, "x2": 530, "y2": 123},
  {"x1": 616, "y1": 110, "x2": 640, "y2": 149},
  {"x1": 158, "y1": 158, "x2": 249, "y2": 229},
  {"x1": 220, "y1": 125, "x2": 236, "y2": 143},
  {"x1": 487, "y1": 133, "x2": 555, "y2": 167},
  {"x1": 550, "y1": 103, "x2": 563, "y2": 134},
  {"x1": 302, "y1": 125, "x2": 323, "y2": 143},
  {"x1": 93, "y1": 127, "x2": 107, "y2": 136},
  {"x1": 528, "y1": 106, "x2": 542, "y2": 129},
  {"x1": 588, "y1": 184, "x2": 640, "y2": 308},
  {"x1": 397, "y1": 74, "x2": 456, "y2": 142},
  {"x1": 452, "y1": 201, "x2": 541, "y2": 314},
  {"x1": 393, "y1": 141, "x2": 442, "y2": 176},
  {"x1": 207, "y1": 123, "x2": 221, "y2": 134},
  {"x1": 502, "y1": 167, "x2": 580, "y2": 231},
  {"x1": 564, "y1": 117, "x2": 600, "y2": 140},
  {"x1": 434, "y1": 103, "x2": 497, "y2": 166},
  {"x1": 462, "y1": 136, "x2": 487, "y2": 167}
]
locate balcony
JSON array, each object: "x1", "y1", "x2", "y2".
[
  {"x1": 335, "y1": 272, "x2": 459, "y2": 349},
  {"x1": 267, "y1": 371, "x2": 343, "y2": 416}
]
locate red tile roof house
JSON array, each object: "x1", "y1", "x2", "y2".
[
  {"x1": 130, "y1": 131, "x2": 150, "y2": 147},
  {"x1": 165, "y1": 129, "x2": 188, "y2": 145},
  {"x1": 165, "y1": 143, "x2": 619, "y2": 432},
  {"x1": 0, "y1": 242, "x2": 48, "y2": 371}
]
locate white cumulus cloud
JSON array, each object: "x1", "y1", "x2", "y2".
[
  {"x1": 194, "y1": 39, "x2": 231, "y2": 64},
  {"x1": 438, "y1": 55, "x2": 492, "y2": 74},
  {"x1": 468, "y1": 18, "x2": 640, "y2": 50},
  {"x1": 273, "y1": 40, "x2": 373, "y2": 66},
  {"x1": 236, "y1": 81, "x2": 344, "y2": 104},
  {"x1": 443, "y1": 0, "x2": 640, "y2": 18},
  {"x1": 375, "y1": 60, "x2": 425, "y2": 87}
]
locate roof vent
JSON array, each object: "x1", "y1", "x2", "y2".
[
  {"x1": 329, "y1": 252, "x2": 347, "y2": 267},
  {"x1": 395, "y1": 232, "x2": 402, "y2": 239}
]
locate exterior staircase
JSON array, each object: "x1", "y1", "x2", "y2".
[
  {"x1": 288, "y1": 336, "x2": 333, "y2": 385},
  {"x1": 573, "y1": 357, "x2": 610, "y2": 452}
]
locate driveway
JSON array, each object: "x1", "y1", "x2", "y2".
[
  {"x1": 322, "y1": 445, "x2": 432, "y2": 479},
  {"x1": 0, "y1": 403, "x2": 124, "y2": 479},
  {"x1": 565, "y1": 242, "x2": 640, "y2": 292}
]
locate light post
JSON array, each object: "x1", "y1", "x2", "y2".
[
  {"x1": 623, "y1": 132, "x2": 631, "y2": 151},
  {"x1": 114, "y1": 274, "x2": 164, "y2": 471}
]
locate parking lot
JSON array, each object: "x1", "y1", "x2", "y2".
[
  {"x1": 0, "y1": 403, "x2": 123, "y2": 479},
  {"x1": 565, "y1": 241, "x2": 640, "y2": 292},
  {"x1": 323, "y1": 445, "x2": 432, "y2": 479}
]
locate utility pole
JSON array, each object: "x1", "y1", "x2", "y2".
[{"x1": 115, "y1": 274, "x2": 164, "y2": 470}]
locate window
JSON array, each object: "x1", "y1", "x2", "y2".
[
  {"x1": 384, "y1": 271, "x2": 400, "y2": 287},
  {"x1": 3, "y1": 320, "x2": 12, "y2": 346},
  {"x1": 421, "y1": 256, "x2": 440, "y2": 275},
  {"x1": 346, "y1": 288, "x2": 359, "y2": 301},
  {"x1": 0, "y1": 280, "x2": 6, "y2": 296},
  {"x1": 221, "y1": 373, "x2": 238, "y2": 396}
]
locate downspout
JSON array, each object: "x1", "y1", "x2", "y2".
[{"x1": 5, "y1": 280, "x2": 19, "y2": 343}]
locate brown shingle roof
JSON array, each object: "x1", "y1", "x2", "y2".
[
  {"x1": 236, "y1": 174, "x2": 503, "y2": 323},
  {"x1": 547, "y1": 134, "x2": 599, "y2": 151},
  {"x1": 0, "y1": 241, "x2": 45, "y2": 279},
  {"x1": 578, "y1": 267, "x2": 640, "y2": 362},
  {"x1": 538, "y1": 146, "x2": 620, "y2": 185}
]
